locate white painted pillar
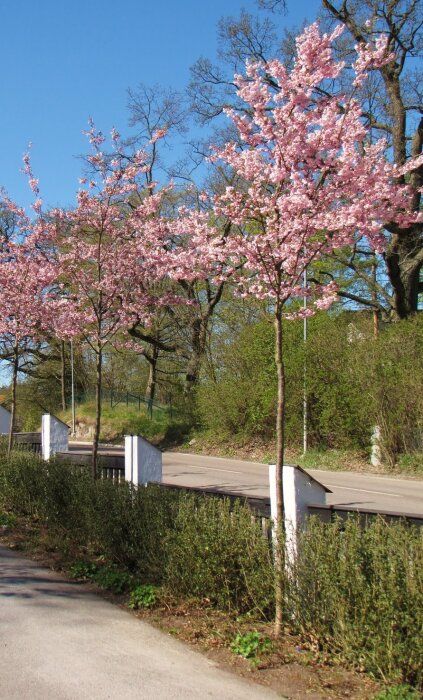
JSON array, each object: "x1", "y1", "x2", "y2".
[
  {"x1": 370, "y1": 425, "x2": 382, "y2": 467},
  {"x1": 0, "y1": 405, "x2": 11, "y2": 435},
  {"x1": 41, "y1": 414, "x2": 69, "y2": 460},
  {"x1": 269, "y1": 464, "x2": 329, "y2": 566},
  {"x1": 124, "y1": 435, "x2": 162, "y2": 486}
]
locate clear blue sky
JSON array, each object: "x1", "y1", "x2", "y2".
[{"x1": 0, "y1": 0, "x2": 321, "y2": 212}]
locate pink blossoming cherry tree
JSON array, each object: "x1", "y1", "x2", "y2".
[
  {"x1": 210, "y1": 22, "x2": 422, "y2": 633},
  {"x1": 0, "y1": 208, "x2": 55, "y2": 453},
  {"x1": 52, "y1": 124, "x2": 181, "y2": 476}
]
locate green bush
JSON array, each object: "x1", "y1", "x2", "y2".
[
  {"x1": 0, "y1": 511, "x2": 16, "y2": 527},
  {"x1": 288, "y1": 516, "x2": 423, "y2": 689},
  {"x1": 69, "y1": 561, "x2": 98, "y2": 580},
  {"x1": 1, "y1": 449, "x2": 422, "y2": 690},
  {"x1": 69, "y1": 560, "x2": 134, "y2": 593},
  {"x1": 197, "y1": 312, "x2": 423, "y2": 465},
  {"x1": 94, "y1": 565, "x2": 134, "y2": 594},
  {"x1": 197, "y1": 318, "x2": 305, "y2": 441},
  {"x1": 164, "y1": 495, "x2": 275, "y2": 615}
]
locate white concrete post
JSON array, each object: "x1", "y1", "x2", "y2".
[
  {"x1": 370, "y1": 425, "x2": 382, "y2": 467},
  {"x1": 0, "y1": 406, "x2": 11, "y2": 435},
  {"x1": 269, "y1": 464, "x2": 329, "y2": 566},
  {"x1": 269, "y1": 463, "x2": 278, "y2": 538},
  {"x1": 125, "y1": 435, "x2": 133, "y2": 483},
  {"x1": 41, "y1": 414, "x2": 69, "y2": 460},
  {"x1": 124, "y1": 435, "x2": 162, "y2": 486}
]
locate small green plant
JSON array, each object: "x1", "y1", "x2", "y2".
[
  {"x1": 0, "y1": 512, "x2": 17, "y2": 528},
  {"x1": 397, "y1": 453, "x2": 423, "y2": 476},
  {"x1": 230, "y1": 631, "x2": 272, "y2": 660},
  {"x1": 68, "y1": 561, "x2": 134, "y2": 594},
  {"x1": 94, "y1": 566, "x2": 133, "y2": 594},
  {"x1": 372, "y1": 685, "x2": 421, "y2": 699},
  {"x1": 128, "y1": 584, "x2": 158, "y2": 610},
  {"x1": 69, "y1": 561, "x2": 98, "y2": 580}
]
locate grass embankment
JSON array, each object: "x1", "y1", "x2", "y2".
[
  {"x1": 0, "y1": 447, "x2": 422, "y2": 698},
  {"x1": 176, "y1": 430, "x2": 423, "y2": 477},
  {"x1": 59, "y1": 400, "x2": 192, "y2": 447},
  {"x1": 58, "y1": 400, "x2": 423, "y2": 477}
]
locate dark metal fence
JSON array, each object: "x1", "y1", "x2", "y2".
[
  {"x1": 9, "y1": 435, "x2": 423, "y2": 530},
  {"x1": 73, "y1": 389, "x2": 174, "y2": 420},
  {"x1": 12, "y1": 432, "x2": 42, "y2": 454},
  {"x1": 56, "y1": 451, "x2": 126, "y2": 483},
  {"x1": 308, "y1": 503, "x2": 423, "y2": 529}
]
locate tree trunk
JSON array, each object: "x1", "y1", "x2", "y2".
[
  {"x1": 385, "y1": 225, "x2": 423, "y2": 319},
  {"x1": 145, "y1": 346, "x2": 159, "y2": 404},
  {"x1": 185, "y1": 318, "x2": 207, "y2": 393},
  {"x1": 7, "y1": 343, "x2": 19, "y2": 456},
  {"x1": 322, "y1": 3, "x2": 423, "y2": 319},
  {"x1": 60, "y1": 341, "x2": 67, "y2": 411},
  {"x1": 372, "y1": 253, "x2": 379, "y2": 338},
  {"x1": 273, "y1": 304, "x2": 285, "y2": 636},
  {"x1": 92, "y1": 346, "x2": 102, "y2": 479}
]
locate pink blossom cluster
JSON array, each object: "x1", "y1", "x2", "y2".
[
  {"x1": 207, "y1": 22, "x2": 421, "y2": 315},
  {"x1": 353, "y1": 34, "x2": 395, "y2": 87}
]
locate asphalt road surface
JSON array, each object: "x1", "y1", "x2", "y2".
[
  {"x1": 71, "y1": 444, "x2": 423, "y2": 516},
  {"x1": 0, "y1": 546, "x2": 281, "y2": 700}
]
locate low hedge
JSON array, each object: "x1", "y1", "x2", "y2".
[{"x1": 0, "y1": 448, "x2": 421, "y2": 689}]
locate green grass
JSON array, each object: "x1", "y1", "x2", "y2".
[
  {"x1": 59, "y1": 400, "x2": 190, "y2": 446},
  {"x1": 296, "y1": 448, "x2": 368, "y2": 472},
  {"x1": 371, "y1": 685, "x2": 422, "y2": 699}
]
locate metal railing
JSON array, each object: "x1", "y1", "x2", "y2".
[
  {"x1": 73, "y1": 389, "x2": 174, "y2": 419},
  {"x1": 12, "y1": 432, "x2": 42, "y2": 454},
  {"x1": 8, "y1": 436, "x2": 423, "y2": 531}
]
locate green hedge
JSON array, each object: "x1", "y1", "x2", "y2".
[
  {"x1": 0, "y1": 449, "x2": 421, "y2": 689},
  {"x1": 289, "y1": 517, "x2": 423, "y2": 689}
]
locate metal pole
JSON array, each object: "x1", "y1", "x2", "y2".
[
  {"x1": 303, "y1": 268, "x2": 307, "y2": 455},
  {"x1": 70, "y1": 340, "x2": 76, "y2": 437}
]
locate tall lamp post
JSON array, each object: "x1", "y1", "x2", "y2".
[
  {"x1": 303, "y1": 268, "x2": 308, "y2": 455},
  {"x1": 70, "y1": 339, "x2": 76, "y2": 437}
]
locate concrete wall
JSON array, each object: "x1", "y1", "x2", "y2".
[
  {"x1": 124, "y1": 435, "x2": 162, "y2": 485},
  {"x1": 42, "y1": 414, "x2": 69, "y2": 460},
  {"x1": 0, "y1": 406, "x2": 11, "y2": 435},
  {"x1": 269, "y1": 463, "x2": 329, "y2": 565}
]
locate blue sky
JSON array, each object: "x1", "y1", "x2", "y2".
[{"x1": 0, "y1": 0, "x2": 321, "y2": 212}]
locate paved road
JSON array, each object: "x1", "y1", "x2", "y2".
[
  {"x1": 162, "y1": 452, "x2": 423, "y2": 516},
  {"x1": 71, "y1": 444, "x2": 423, "y2": 516},
  {"x1": 0, "y1": 546, "x2": 281, "y2": 700}
]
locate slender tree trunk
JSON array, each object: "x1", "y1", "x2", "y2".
[
  {"x1": 372, "y1": 254, "x2": 379, "y2": 339},
  {"x1": 145, "y1": 346, "x2": 159, "y2": 404},
  {"x1": 274, "y1": 304, "x2": 285, "y2": 636},
  {"x1": 60, "y1": 340, "x2": 67, "y2": 411},
  {"x1": 92, "y1": 346, "x2": 102, "y2": 479},
  {"x1": 7, "y1": 343, "x2": 19, "y2": 456}
]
